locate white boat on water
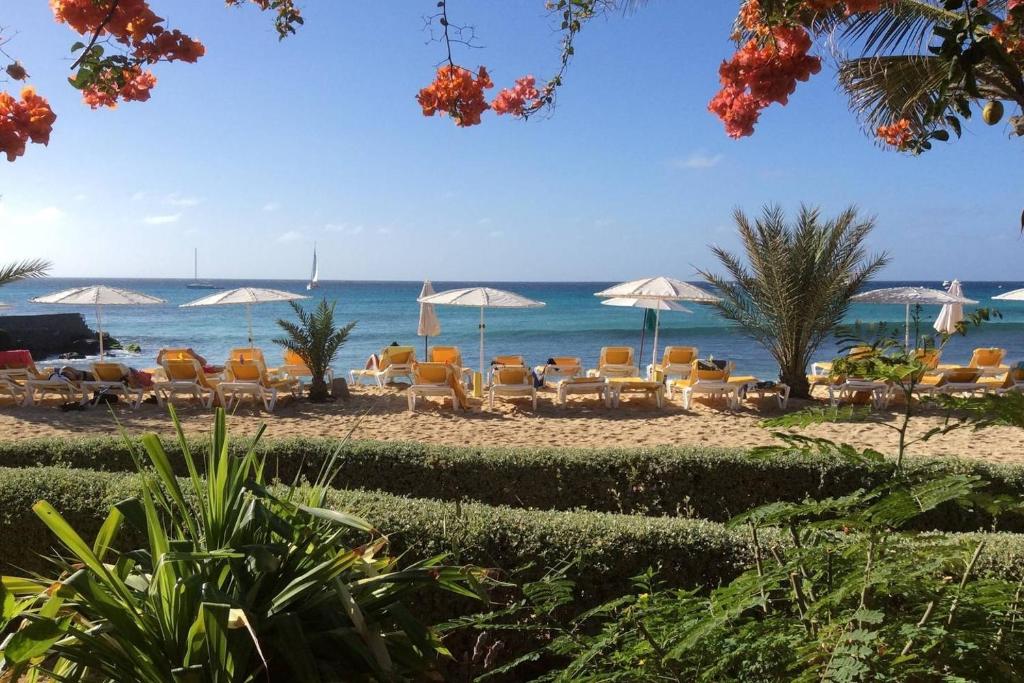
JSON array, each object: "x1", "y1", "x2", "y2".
[
  {"x1": 307, "y1": 243, "x2": 319, "y2": 290},
  {"x1": 186, "y1": 247, "x2": 218, "y2": 290}
]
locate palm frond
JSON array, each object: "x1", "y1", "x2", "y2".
[
  {"x1": 818, "y1": 0, "x2": 959, "y2": 57},
  {"x1": 0, "y1": 259, "x2": 51, "y2": 287}
]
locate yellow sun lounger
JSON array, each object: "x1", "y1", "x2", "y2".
[
  {"x1": 407, "y1": 362, "x2": 466, "y2": 412},
  {"x1": 80, "y1": 362, "x2": 145, "y2": 409},
  {"x1": 429, "y1": 346, "x2": 474, "y2": 383},
  {"x1": 489, "y1": 365, "x2": 537, "y2": 410},
  {"x1": 555, "y1": 375, "x2": 609, "y2": 407},
  {"x1": 591, "y1": 347, "x2": 638, "y2": 379},
  {"x1": 673, "y1": 360, "x2": 737, "y2": 410},
  {"x1": 0, "y1": 379, "x2": 26, "y2": 406},
  {"x1": 279, "y1": 348, "x2": 334, "y2": 396},
  {"x1": 218, "y1": 358, "x2": 300, "y2": 412},
  {"x1": 350, "y1": 346, "x2": 418, "y2": 386},
  {"x1": 156, "y1": 357, "x2": 218, "y2": 408},
  {"x1": 538, "y1": 356, "x2": 583, "y2": 383},
  {"x1": 606, "y1": 377, "x2": 664, "y2": 409},
  {"x1": 648, "y1": 346, "x2": 698, "y2": 384}
]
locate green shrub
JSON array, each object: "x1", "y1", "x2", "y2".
[
  {"x1": 3, "y1": 437, "x2": 1024, "y2": 532},
  {"x1": 3, "y1": 466, "x2": 1024, "y2": 608}
]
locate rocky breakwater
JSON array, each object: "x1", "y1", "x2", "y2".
[{"x1": 0, "y1": 313, "x2": 119, "y2": 359}]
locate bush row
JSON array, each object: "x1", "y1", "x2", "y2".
[
  {"x1": 3, "y1": 437, "x2": 1024, "y2": 531},
  {"x1": 3, "y1": 467, "x2": 1024, "y2": 606}
]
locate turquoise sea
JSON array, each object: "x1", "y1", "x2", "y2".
[{"x1": 2, "y1": 279, "x2": 1023, "y2": 379}]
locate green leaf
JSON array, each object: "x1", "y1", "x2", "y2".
[{"x1": 3, "y1": 616, "x2": 70, "y2": 665}]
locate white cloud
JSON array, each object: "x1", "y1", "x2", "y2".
[
  {"x1": 477, "y1": 217, "x2": 493, "y2": 226},
  {"x1": 0, "y1": 205, "x2": 65, "y2": 225},
  {"x1": 325, "y1": 222, "x2": 364, "y2": 235},
  {"x1": 166, "y1": 193, "x2": 201, "y2": 207},
  {"x1": 671, "y1": 152, "x2": 724, "y2": 170},
  {"x1": 276, "y1": 230, "x2": 303, "y2": 243},
  {"x1": 263, "y1": 202, "x2": 281, "y2": 212},
  {"x1": 143, "y1": 213, "x2": 182, "y2": 225},
  {"x1": 73, "y1": 193, "x2": 88, "y2": 201}
]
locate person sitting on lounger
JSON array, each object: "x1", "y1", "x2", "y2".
[{"x1": 157, "y1": 348, "x2": 222, "y2": 373}]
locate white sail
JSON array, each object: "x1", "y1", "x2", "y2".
[{"x1": 307, "y1": 244, "x2": 319, "y2": 290}]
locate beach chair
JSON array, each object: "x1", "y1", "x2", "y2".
[
  {"x1": 825, "y1": 373, "x2": 892, "y2": 409},
  {"x1": 0, "y1": 379, "x2": 26, "y2": 406},
  {"x1": 555, "y1": 376, "x2": 609, "y2": 407},
  {"x1": 229, "y1": 347, "x2": 269, "y2": 366},
  {"x1": 407, "y1": 362, "x2": 462, "y2": 412},
  {"x1": 648, "y1": 346, "x2": 698, "y2": 385},
  {"x1": 932, "y1": 367, "x2": 987, "y2": 397},
  {"x1": 994, "y1": 366, "x2": 1024, "y2": 395},
  {"x1": 606, "y1": 377, "x2": 664, "y2": 408},
  {"x1": 218, "y1": 358, "x2": 300, "y2": 412},
  {"x1": 489, "y1": 365, "x2": 537, "y2": 410},
  {"x1": 591, "y1": 347, "x2": 638, "y2": 379},
  {"x1": 349, "y1": 346, "x2": 417, "y2": 386},
  {"x1": 279, "y1": 349, "x2": 334, "y2": 395},
  {"x1": 80, "y1": 362, "x2": 145, "y2": 409},
  {"x1": 728, "y1": 375, "x2": 791, "y2": 409},
  {"x1": 674, "y1": 360, "x2": 738, "y2": 410},
  {"x1": 0, "y1": 349, "x2": 40, "y2": 383},
  {"x1": 155, "y1": 357, "x2": 218, "y2": 408},
  {"x1": 429, "y1": 346, "x2": 474, "y2": 383},
  {"x1": 489, "y1": 354, "x2": 526, "y2": 383},
  {"x1": 810, "y1": 346, "x2": 873, "y2": 382},
  {"x1": 538, "y1": 356, "x2": 583, "y2": 384}
]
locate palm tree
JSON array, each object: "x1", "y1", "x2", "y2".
[
  {"x1": 273, "y1": 299, "x2": 355, "y2": 402},
  {"x1": 699, "y1": 205, "x2": 888, "y2": 399},
  {"x1": 0, "y1": 259, "x2": 51, "y2": 287}
]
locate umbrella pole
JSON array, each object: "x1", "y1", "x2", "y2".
[
  {"x1": 424, "y1": 335, "x2": 428, "y2": 359},
  {"x1": 651, "y1": 308, "x2": 661, "y2": 379},
  {"x1": 479, "y1": 305, "x2": 485, "y2": 383},
  {"x1": 96, "y1": 304, "x2": 104, "y2": 358},
  {"x1": 638, "y1": 312, "x2": 647, "y2": 368},
  {"x1": 247, "y1": 303, "x2": 254, "y2": 350}
]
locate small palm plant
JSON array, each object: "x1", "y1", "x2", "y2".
[
  {"x1": 274, "y1": 298, "x2": 355, "y2": 402},
  {"x1": 0, "y1": 407, "x2": 485, "y2": 681},
  {"x1": 700, "y1": 205, "x2": 888, "y2": 399},
  {"x1": 0, "y1": 258, "x2": 50, "y2": 287}
]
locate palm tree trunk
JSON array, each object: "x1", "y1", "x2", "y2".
[
  {"x1": 309, "y1": 377, "x2": 329, "y2": 402},
  {"x1": 781, "y1": 364, "x2": 811, "y2": 399}
]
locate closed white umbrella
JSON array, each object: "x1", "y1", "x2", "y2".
[
  {"x1": 933, "y1": 280, "x2": 966, "y2": 335},
  {"x1": 181, "y1": 287, "x2": 308, "y2": 348},
  {"x1": 30, "y1": 285, "x2": 166, "y2": 357},
  {"x1": 595, "y1": 277, "x2": 718, "y2": 374},
  {"x1": 993, "y1": 287, "x2": 1024, "y2": 301},
  {"x1": 851, "y1": 286, "x2": 978, "y2": 349},
  {"x1": 417, "y1": 279, "x2": 441, "y2": 357},
  {"x1": 417, "y1": 286, "x2": 545, "y2": 379}
]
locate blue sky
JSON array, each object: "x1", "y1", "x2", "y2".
[{"x1": 1, "y1": 1, "x2": 1022, "y2": 281}]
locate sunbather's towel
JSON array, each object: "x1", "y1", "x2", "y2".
[
  {"x1": 0, "y1": 349, "x2": 33, "y2": 368},
  {"x1": 696, "y1": 360, "x2": 728, "y2": 372}
]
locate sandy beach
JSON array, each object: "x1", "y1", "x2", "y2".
[{"x1": 1, "y1": 385, "x2": 1021, "y2": 465}]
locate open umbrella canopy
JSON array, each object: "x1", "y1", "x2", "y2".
[
  {"x1": 417, "y1": 280, "x2": 441, "y2": 335},
  {"x1": 31, "y1": 285, "x2": 166, "y2": 357},
  {"x1": 417, "y1": 286, "x2": 545, "y2": 381},
  {"x1": 601, "y1": 297, "x2": 692, "y2": 313},
  {"x1": 418, "y1": 287, "x2": 545, "y2": 308},
  {"x1": 993, "y1": 288, "x2": 1024, "y2": 301},
  {"x1": 181, "y1": 287, "x2": 307, "y2": 347},
  {"x1": 31, "y1": 285, "x2": 165, "y2": 306},
  {"x1": 594, "y1": 276, "x2": 719, "y2": 303},
  {"x1": 934, "y1": 280, "x2": 966, "y2": 335},
  {"x1": 852, "y1": 286, "x2": 978, "y2": 349}
]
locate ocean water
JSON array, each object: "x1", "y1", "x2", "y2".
[{"x1": 1, "y1": 279, "x2": 1023, "y2": 380}]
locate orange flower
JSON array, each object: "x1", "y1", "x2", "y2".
[
  {"x1": 416, "y1": 65, "x2": 493, "y2": 127},
  {"x1": 0, "y1": 87, "x2": 57, "y2": 161}
]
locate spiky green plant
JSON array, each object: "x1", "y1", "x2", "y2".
[
  {"x1": 0, "y1": 407, "x2": 484, "y2": 681},
  {"x1": 0, "y1": 259, "x2": 50, "y2": 288},
  {"x1": 273, "y1": 298, "x2": 355, "y2": 402},
  {"x1": 699, "y1": 205, "x2": 888, "y2": 399}
]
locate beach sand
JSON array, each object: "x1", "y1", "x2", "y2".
[{"x1": 1, "y1": 384, "x2": 1022, "y2": 465}]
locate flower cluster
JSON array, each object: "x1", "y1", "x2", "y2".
[
  {"x1": 416, "y1": 65, "x2": 494, "y2": 127},
  {"x1": 802, "y1": 0, "x2": 884, "y2": 14},
  {"x1": 0, "y1": 87, "x2": 57, "y2": 162},
  {"x1": 50, "y1": 0, "x2": 204, "y2": 107},
  {"x1": 876, "y1": 118, "x2": 912, "y2": 148},
  {"x1": 82, "y1": 67, "x2": 158, "y2": 109},
  {"x1": 709, "y1": 25, "x2": 821, "y2": 138},
  {"x1": 492, "y1": 75, "x2": 541, "y2": 117}
]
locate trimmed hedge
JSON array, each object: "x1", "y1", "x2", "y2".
[
  {"x1": 3, "y1": 437, "x2": 1024, "y2": 532},
  {"x1": 2, "y1": 467, "x2": 1024, "y2": 604}
]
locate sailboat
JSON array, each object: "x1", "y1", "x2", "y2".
[
  {"x1": 306, "y1": 243, "x2": 319, "y2": 290},
  {"x1": 186, "y1": 247, "x2": 217, "y2": 289}
]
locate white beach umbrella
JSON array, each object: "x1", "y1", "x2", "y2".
[
  {"x1": 0, "y1": 302, "x2": 10, "y2": 309},
  {"x1": 417, "y1": 279, "x2": 441, "y2": 357},
  {"x1": 595, "y1": 277, "x2": 718, "y2": 374},
  {"x1": 417, "y1": 286, "x2": 545, "y2": 378},
  {"x1": 181, "y1": 287, "x2": 308, "y2": 348},
  {"x1": 933, "y1": 280, "x2": 967, "y2": 335},
  {"x1": 851, "y1": 286, "x2": 978, "y2": 349},
  {"x1": 993, "y1": 287, "x2": 1024, "y2": 301},
  {"x1": 601, "y1": 297, "x2": 693, "y2": 369},
  {"x1": 30, "y1": 285, "x2": 166, "y2": 357}
]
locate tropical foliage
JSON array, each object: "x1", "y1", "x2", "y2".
[
  {"x1": 0, "y1": 408, "x2": 485, "y2": 681},
  {"x1": 0, "y1": 258, "x2": 50, "y2": 288},
  {"x1": 273, "y1": 298, "x2": 355, "y2": 402},
  {"x1": 700, "y1": 205, "x2": 888, "y2": 399}
]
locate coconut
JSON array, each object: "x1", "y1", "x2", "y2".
[{"x1": 983, "y1": 100, "x2": 1004, "y2": 125}]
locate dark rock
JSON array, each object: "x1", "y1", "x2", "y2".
[{"x1": 0, "y1": 313, "x2": 119, "y2": 360}]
